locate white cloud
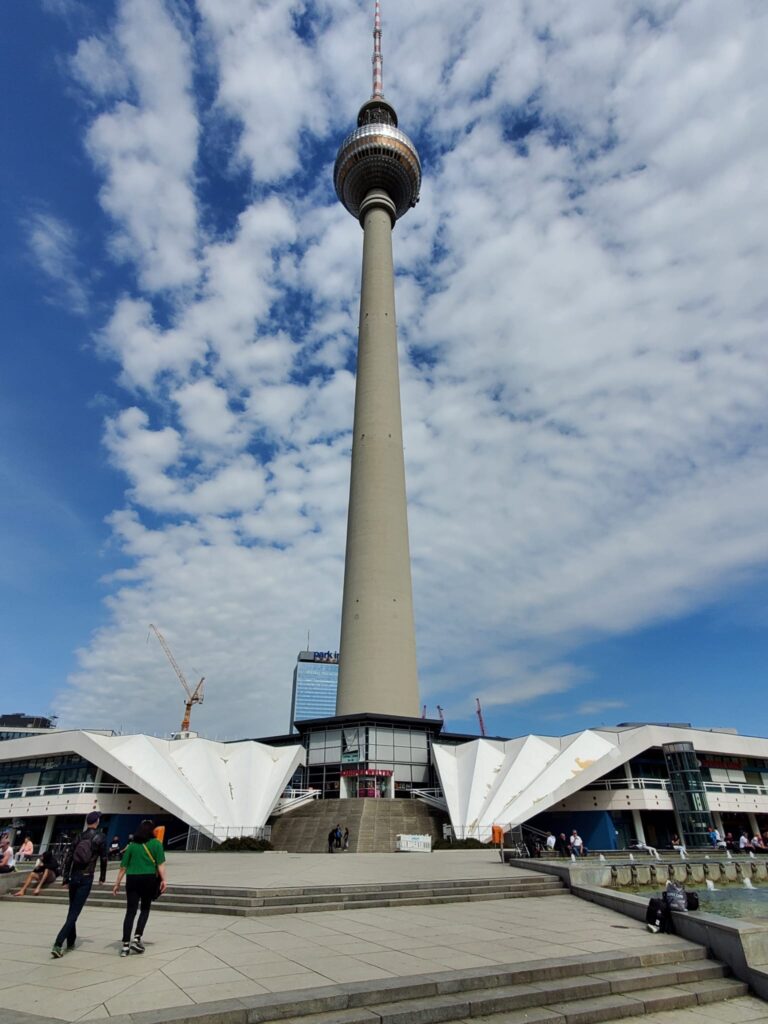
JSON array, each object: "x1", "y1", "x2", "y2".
[
  {"x1": 26, "y1": 212, "x2": 88, "y2": 313},
  {"x1": 197, "y1": 0, "x2": 328, "y2": 181},
  {"x1": 53, "y1": 0, "x2": 768, "y2": 738},
  {"x1": 78, "y1": 0, "x2": 199, "y2": 291}
]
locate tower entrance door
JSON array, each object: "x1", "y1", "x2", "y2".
[{"x1": 340, "y1": 768, "x2": 393, "y2": 798}]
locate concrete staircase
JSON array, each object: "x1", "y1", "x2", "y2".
[
  {"x1": 9, "y1": 873, "x2": 567, "y2": 917},
  {"x1": 239, "y1": 945, "x2": 748, "y2": 1024},
  {"x1": 269, "y1": 797, "x2": 446, "y2": 853}
]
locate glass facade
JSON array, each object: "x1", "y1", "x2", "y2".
[
  {"x1": 290, "y1": 653, "x2": 339, "y2": 729},
  {"x1": 299, "y1": 718, "x2": 436, "y2": 797},
  {"x1": 0, "y1": 753, "x2": 98, "y2": 790},
  {"x1": 663, "y1": 741, "x2": 712, "y2": 848}
]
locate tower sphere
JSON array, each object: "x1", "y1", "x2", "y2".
[{"x1": 334, "y1": 99, "x2": 421, "y2": 224}]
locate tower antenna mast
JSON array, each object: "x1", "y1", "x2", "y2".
[{"x1": 372, "y1": 0, "x2": 383, "y2": 98}]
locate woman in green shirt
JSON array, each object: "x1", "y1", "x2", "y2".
[{"x1": 112, "y1": 819, "x2": 167, "y2": 957}]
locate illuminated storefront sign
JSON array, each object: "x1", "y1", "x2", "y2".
[{"x1": 340, "y1": 768, "x2": 393, "y2": 778}]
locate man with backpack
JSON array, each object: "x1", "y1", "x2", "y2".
[{"x1": 51, "y1": 811, "x2": 108, "y2": 958}]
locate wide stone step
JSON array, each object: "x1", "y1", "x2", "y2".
[
  {"x1": 14, "y1": 882, "x2": 568, "y2": 917},
  {"x1": 10, "y1": 874, "x2": 562, "y2": 901},
  {"x1": 120, "y1": 945, "x2": 745, "y2": 1024},
  {"x1": 166, "y1": 875, "x2": 564, "y2": 898}
]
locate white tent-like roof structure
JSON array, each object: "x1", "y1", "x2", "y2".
[
  {"x1": 0, "y1": 730, "x2": 304, "y2": 840},
  {"x1": 432, "y1": 723, "x2": 763, "y2": 835}
]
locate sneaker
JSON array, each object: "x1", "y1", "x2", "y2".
[
  {"x1": 646, "y1": 922, "x2": 660, "y2": 933},
  {"x1": 119, "y1": 944, "x2": 130, "y2": 957},
  {"x1": 51, "y1": 945, "x2": 64, "y2": 959},
  {"x1": 130, "y1": 937, "x2": 145, "y2": 954}
]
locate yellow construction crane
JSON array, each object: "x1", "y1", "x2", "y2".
[{"x1": 148, "y1": 624, "x2": 205, "y2": 734}]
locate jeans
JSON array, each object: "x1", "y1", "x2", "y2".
[
  {"x1": 122, "y1": 875, "x2": 156, "y2": 942},
  {"x1": 54, "y1": 873, "x2": 93, "y2": 948}
]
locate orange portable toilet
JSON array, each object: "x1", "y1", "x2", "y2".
[{"x1": 491, "y1": 824, "x2": 504, "y2": 845}]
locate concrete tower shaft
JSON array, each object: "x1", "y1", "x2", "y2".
[
  {"x1": 334, "y1": 4, "x2": 420, "y2": 718},
  {"x1": 336, "y1": 190, "x2": 419, "y2": 717}
]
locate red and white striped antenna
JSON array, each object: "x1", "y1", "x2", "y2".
[{"x1": 372, "y1": 0, "x2": 383, "y2": 98}]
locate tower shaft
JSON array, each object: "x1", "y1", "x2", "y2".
[{"x1": 337, "y1": 190, "x2": 419, "y2": 717}]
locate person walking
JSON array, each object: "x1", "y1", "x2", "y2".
[
  {"x1": 112, "y1": 819, "x2": 166, "y2": 957},
  {"x1": 343, "y1": 827, "x2": 350, "y2": 851},
  {"x1": 51, "y1": 811, "x2": 107, "y2": 958},
  {"x1": 327, "y1": 827, "x2": 336, "y2": 853}
]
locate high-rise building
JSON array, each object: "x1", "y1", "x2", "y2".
[
  {"x1": 334, "y1": 0, "x2": 421, "y2": 719},
  {"x1": 289, "y1": 651, "x2": 339, "y2": 731}
]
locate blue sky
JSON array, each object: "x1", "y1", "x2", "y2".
[{"x1": 2, "y1": 0, "x2": 767, "y2": 741}]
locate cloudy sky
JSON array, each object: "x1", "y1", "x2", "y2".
[{"x1": 2, "y1": 0, "x2": 767, "y2": 741}]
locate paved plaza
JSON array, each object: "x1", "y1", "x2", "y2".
[{"x1": 0, "y1": 851, "x2": 765, "y2": 1023}]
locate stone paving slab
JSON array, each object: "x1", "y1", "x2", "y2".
[
  {"x1": 163, "y1": 852, "x2": 529, "y2": 889},
  {"x1": 0, "y1": 853, "x2": 715, "y2": 1024},
  {"x1": 631, "y1": 995, "x2": 768, "y2": 1023}
]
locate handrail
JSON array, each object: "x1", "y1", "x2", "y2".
[
  {"x1": 583, "y1": 776, "x2": 768, "y2": 797},
  {"x1": 704, "y1": 782, "x2": 768, "y2": 796},
  {"x1": 583, "y1": 777, "x2": 670, "y2": 792},
  {"x1": 0, "y1": 781, "x2": 134, "y2": 801}
]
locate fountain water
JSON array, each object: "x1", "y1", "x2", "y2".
[
  {"x1": 706, "y1": 879, "x2": 717, "y2": 891},
  {"x1": 599, "y1": 854, "x2": 606, "y2": 862},
  {"x1": 571, "y1": 853, "x2": 576, "y2": 863},
  {"x1": 749, "y1": 851, "x2": 755, "y2": 859},
  {"x1": 628, "y1": 853, "x2": 634, "y2": 862},
  {"x1": 726, "y1": 850, "x2": 733, "y2": 860},
  {"x1": 744, "y1": 878, "x2": 755, "y2": 889}
]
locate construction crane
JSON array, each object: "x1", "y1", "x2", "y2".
[
  {"x1": 475, "y1": 697, "x2": 487, "y2": 737},
  {"x1": 148, "y1": 624, "x2": 205, "y2": 734}
]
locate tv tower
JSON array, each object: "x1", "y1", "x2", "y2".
[{"x1": 334, "y1": 1, "x2": 421, "y2": 718}]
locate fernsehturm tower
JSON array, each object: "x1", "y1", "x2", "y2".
[{"x1": 334, "y1": 1, "x2": 421, "y2": 718}]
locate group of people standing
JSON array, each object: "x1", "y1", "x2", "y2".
[
  {"x1": 327, "y1": 823, "x2": 350, "y2": 852},
  {"x1": 6, "y1": 812, "x2": 167, "y2": 959}
]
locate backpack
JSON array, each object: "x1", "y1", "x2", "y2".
[
  {"x1": 685, "y1": 890, "x2": 699, "y2": 911},
  {"x1": 664, "y1": 882, "x2": 687, "y2": 912},
  {"x1": 71, "y1": 831, "x2": 96, "y2": 870}
]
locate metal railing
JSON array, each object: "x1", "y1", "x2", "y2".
[
  {"x1": 583, "y1": 777, "x2": 670, "y2": 792},
  {"x1": 410, "y1": 788, "x2": 447, "y2": 810},
  {"x1": 271, "y1": 788, "x2": 320, "y2": 816},
  {"x1": 583, "y1": 776, "x2": 768, "y2": 799},
  {"x1": 442, "y1": 825, "x2": 494, "y2": 842},
  {"x1": 0, "y1": 781, "x2": 133, "y2": 801},
  {"x1": 704, "y1": 782, "x2": 768, "y2": 797}
]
